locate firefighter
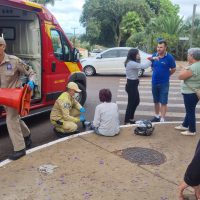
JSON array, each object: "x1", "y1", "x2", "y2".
[
  {"x1": 50, "y1": 82, "x2": 86, "y2": 136},
  {"x1": 0, "y1": 37, "x2": 36, "y2": 160}
]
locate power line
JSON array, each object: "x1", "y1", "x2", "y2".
[{"x1": 71, "y1": 27, "x2": 78, "y2": 47}]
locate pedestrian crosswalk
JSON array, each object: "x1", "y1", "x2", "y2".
[{"x1": 117, "y1": 78, "x2": 200, "y2": 120}]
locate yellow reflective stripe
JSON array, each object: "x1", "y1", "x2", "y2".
[
  {"x1": 59, "y1": 93, "x2": 66, "y2": 100},
  {"x1": 45, "y1": 23, "x2": 55, "y2": 38},
  {"x1": 24, "y1": 1, "x2": 42, "y2": 9},
  {"x1": 54, "y1": 79, "x2": 65, "y2": 84},
  {"x1": 58, "y1": 92, "x2": 70, "y2": 101},
  {"x1": 65, "y1": 62, "x2": 81, "y2": 73}
]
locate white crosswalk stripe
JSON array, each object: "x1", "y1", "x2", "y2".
[
  {"x1": 119, "y1": 85, "x2": 181, "y2": 89},
  {"x1": 117, "y1": 94, "x2": 183, "y2": 101},
  {"x1": 118, "y1": 110, "x2": 200, "y2": 118},
  {"x1": 119, "y1": 78, "x2": 181, "y2": 82},
  {"x1": 117, "y1": 78, "x2": 200, "y2": 120},
  {"x1": 117, "y1": 89, "x2": 180, "y2": 95},
  {"x1": 117, "y1": 101, "x2": 200, "y2": 108}
]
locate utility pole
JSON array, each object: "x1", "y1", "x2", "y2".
[
  {"x1": 71, "y1": 27, "x2": 78, "y2": 47},
  {"x1": 190, "y1": 4, "x2": 197, "y2": 48}
]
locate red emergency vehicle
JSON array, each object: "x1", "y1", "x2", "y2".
[{"x1": 0, "y1": 0, "x2": 87, "y2": 124}]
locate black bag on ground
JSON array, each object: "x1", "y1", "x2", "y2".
[{"x1": 134, "y1": 120, "x2": 154, "y2": 136}]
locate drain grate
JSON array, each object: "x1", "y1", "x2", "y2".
[{"x1": 121, "y1": 147, "x2": 166, "y2": 165}]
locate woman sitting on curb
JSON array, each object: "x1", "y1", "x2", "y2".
[{"x1": 87, "y1": 89, "x2": 120, "y2": 136}]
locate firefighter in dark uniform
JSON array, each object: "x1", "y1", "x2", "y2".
[
  {"x1": 50, "y1": 82, "x2": 86, "y2": 136},
  {"x1": 0, "y1": 37, "x2": 36, "y2": 160}
]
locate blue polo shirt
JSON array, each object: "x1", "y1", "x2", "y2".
[{"x1": 151, "y1": 52, "x2": 176, "y2": 85}]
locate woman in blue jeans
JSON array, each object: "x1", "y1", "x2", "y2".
[{"x1": 175, "y1": 48, "x2": 200, "y2": 136}]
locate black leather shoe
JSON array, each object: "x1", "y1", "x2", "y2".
[
  {"x1": 129, "y1": 119, "x2": 136, "y2": 124},
  {"x1": 24, "y1": 135, "x2": 32, "y2": 149},
  {"x1": 82, "y1": 121, "x2": 91, "y2": 129},
  {"x1": 150, "y1": 117, "x2": 160, "y2": 122},
  {"x1": 53, "y1": 127, "x2": 79, "y2": 138},
  {"x1": 8, "y1": 149, "x2": 26, "y2": 160}
]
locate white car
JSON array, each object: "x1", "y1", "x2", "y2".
[{"x1": 80, "y1": 47, "x2": 152, "y2": 77}]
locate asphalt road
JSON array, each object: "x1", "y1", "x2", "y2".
[
  {"x1": 0, "y1": 74, "x2": 126, "y2": 161},
  {"x1": 1, "y1": 68, "x2": 200, "y2": 161}
]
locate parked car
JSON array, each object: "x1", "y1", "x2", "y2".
[
  {"x1": 89, "y1": 49, "x2": 103, "y2": 57},
  {"x1": 81, "y1": 47, "x2": 152, "y2": 77}
]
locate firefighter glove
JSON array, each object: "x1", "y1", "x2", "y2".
[
  {"x1": 80, "y1": 114, "x2": 85, "y2": 122},
  {"x1": 27, "y1": 81, "x2": 34, "y2": 90},
  {"x1": 80, "y1": 107, "x2": 86, "y2": 113}
]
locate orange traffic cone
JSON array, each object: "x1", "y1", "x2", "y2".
[{"x1": 0, "y1": 85, "x2": 31, "y2": 117}]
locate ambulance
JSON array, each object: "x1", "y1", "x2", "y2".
[{"x1": 0, "y1": 0, "x2": 87, "y2": 123}]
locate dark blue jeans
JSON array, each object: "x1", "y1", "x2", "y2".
[{"x1": 182, "y1": 93, "x2": 199, "y2": 132}]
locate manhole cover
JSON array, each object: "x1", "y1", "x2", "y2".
[{"x1": 121, "y1": 147, "x2": 166, "y2": 165}]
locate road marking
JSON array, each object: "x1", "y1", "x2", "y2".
[
  {"x1": 117, "y1": 77, "x2": 200, "y2": 120},
  {"x1": 117, "y1": 89, "x2": 180, "y2": 95},
  {"x1": 119, "y1": 85, "x2": 181, "y2": 89},
  {"x1": 117, "y1": 94, "x2": 183, "y2": 101},
  {"x1": 119, "y1": 110, "x2": 200, "y2": 118},
  {"x1": 119, "y1": 78, "x2": 182, "y2": 83},
  {"x1": 119, "y1": 82, "x2": 181, "y2": 87},
  {"x1": 117, "y1": 101, "x2": 200, "y2": 108}
]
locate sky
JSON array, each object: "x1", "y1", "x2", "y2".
[{"x1": 47, "y1": 0, "x2": 200, "y2": 35}]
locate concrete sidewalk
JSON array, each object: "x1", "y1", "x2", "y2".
[{"x1": 0, "y1": 123, "x2": 200, "y2": 200}]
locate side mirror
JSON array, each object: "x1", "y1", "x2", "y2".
[{"x1": 71, "y1": 48, "x2": 80, "y2": 62}]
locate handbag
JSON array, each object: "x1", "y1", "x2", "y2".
[{"x1": 184, "y1": 81, "x2": 200, "y2": 99}]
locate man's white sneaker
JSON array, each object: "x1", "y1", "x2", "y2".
[
  {"x1": 180, "y1": 131, "x2": 196, "y2": 136},
  {"x1": 175, "y1": 125, "x2": 188, "y2": 131},
  {"x1": 160, "y1": 118, "x2": 165, "y2": 122}
]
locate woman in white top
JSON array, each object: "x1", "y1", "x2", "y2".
[{"x1": 92, "y1": 89, "x2": 120, "y2": 136}]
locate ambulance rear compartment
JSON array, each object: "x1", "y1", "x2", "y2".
[{"x1": 0, "y1": 5, "x2": 42, "y2": 100}]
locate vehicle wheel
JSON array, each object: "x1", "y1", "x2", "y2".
[
  {"x1": 74, "y1": 83, "x2": 87, "y2": 105},
  {"x1": 84, "y1": 65, "x2": 96, "y2": 76},
  {"x1": 138, "y1": 69, "x2": 144, "y2": 77}
]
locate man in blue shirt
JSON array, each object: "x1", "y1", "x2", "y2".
[{"x1": 150, "y1": 40, "x2": 176, "y2": 122}]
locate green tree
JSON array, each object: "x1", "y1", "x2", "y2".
[
  {"x1": 151, "y1": 15, "x2": 184, "y2": 35},
  {"x1": 80, "y1": 0, "x2": 153, "y2": 47},
  {"x1": 126, "y1": 32, "x2": 147, "y2": 50},
  {"x1": 157, "y1": 0, "x2": 179, "y2": 16},
  {"x1": 120, "y1": 11, "x2": 143, "y2": 46},
  {"x1": 184, "y1": 15, "x2": 200, "y2": 47},
  {"x1": 30, "y1": 0, "x2": 55, "y2": 5},
  {"x1": 144, "y1": 14, "x2": 184, "y2": 53},
  {"x1": 145, "y1": 0, "x2": 160, "y2": 15},
  {"x1": 85, "y1": 19, "x2": 101, "y2": 45}
]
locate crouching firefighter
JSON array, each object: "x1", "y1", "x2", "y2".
[{"x1": 50, "y1": 82, "x2": 86, "y2": 137}]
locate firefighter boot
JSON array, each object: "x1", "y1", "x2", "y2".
[
  {"x1": 8, "y1": 149, "x2": 26, "y2": 160},
  {"x1": 24, "y1": 134, "x2": 32, "y2": 149}
]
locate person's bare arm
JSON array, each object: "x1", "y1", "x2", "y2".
[
  {"x1": 178, "y1": 68, "x2": 193, "y2": 80},
  {"x1": 170, "y1": 68, "x2": 176, "y2": 75}
]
